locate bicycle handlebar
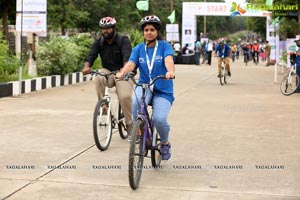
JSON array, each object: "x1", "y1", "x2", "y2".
[
  {"x1": 89, "y1": 70, "x2": 118, "y2": 77},
  {"x1": 125, "y1": 72, "x2": 173, "y2": 87}
]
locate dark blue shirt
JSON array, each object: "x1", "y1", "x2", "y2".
[{"x1": 215, "y1": 43, "x2": 231, "y2": 58}]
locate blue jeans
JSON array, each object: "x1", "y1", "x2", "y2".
[
  {"x1": 296, "y1": 64, "x2": 300, "y2": 93},
  {"x1": 194, "y1": 52, "x2": 200, "y2": 65},
  {"x1": 132, "y1": 86, "x2": 172, "y2": 143}
]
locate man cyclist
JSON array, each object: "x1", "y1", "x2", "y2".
[
  {"x1": 242, "y1": 43, "x2": 250, "y2": 64},
  {"x1": 215, "y1": 39, "x2": 232, "y2": 77},
  {"x1": 230, "y1": 43, "x2": 236, "y2": 62},
  {"x1": 82, "y1": 16, "x2": 134, "y2": 134},
  {"x1": 116, "y1": 15, "x2": 175, "y2": 160}
]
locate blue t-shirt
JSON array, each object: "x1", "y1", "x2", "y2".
[
  {"x1": 296, "y1": 47, "x2": 300, "y2": 66},
  {"x1": 129, "y1": 40, "x2": 175, "y2": 104},
  {"x1": 215, "y1": 43, "x2": 231, "y2": 57}
]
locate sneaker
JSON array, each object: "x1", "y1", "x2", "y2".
[
  {"x1": 161, "y1": 143, "x2": 171, "y2": 160},
  {"x1": 228, "y1": 71, "x2": 231, "y2": 77}
]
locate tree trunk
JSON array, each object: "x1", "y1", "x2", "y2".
[{"x1": 2, "y1": 0, "x2": 9, "y2": 40}]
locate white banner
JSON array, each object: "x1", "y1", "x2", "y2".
[
  {"x1": 166, "y1": 24, "x2": 179, "y2": 33},
  {"x1": 166, "y1": 33, "x2": 179, "y2": 42},
  {"x1": 16, "y1": 0, "x2": 47, "y2": 36},
  {"x1": 181, "y1": 15, "x2": 196, "y2": 49},
  {"x1": 182, "y1": 2, "x2": 271, "y2": 17},
  {"x1": 266, "y1": 17, "x2": 279, "y2": 62},
  {"x1": 182, "y1": 2, "x2": 271, "y2": 49},
  {"x1": 17, "y1": 0, "x2": 47, "y2": 12}
]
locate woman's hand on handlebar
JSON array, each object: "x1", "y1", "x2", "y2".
[{"x1": 166, "y1": 71, "x2": 175, "y2": 79}]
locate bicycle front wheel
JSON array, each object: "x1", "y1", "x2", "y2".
[
  {"x1": 128, "y1": 119, "x2": 145, "y2": 190},
  {"x1": 280, "y1": 73, "x2": 300, "y2": 96},
  {"x1": 223, "y1": 68, "x2": 228, "y2": 84},
  {"x1": 93, "y1": 99, "x2": 112, "y2": 151}
]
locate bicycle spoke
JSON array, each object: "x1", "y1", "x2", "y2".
[{"x1": 93, "y1": 99, "x2": 112, "y2": 151}]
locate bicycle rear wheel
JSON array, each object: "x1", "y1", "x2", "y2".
[
  {"x1": 128, "y1": 119, "x2": 145, "y2": 190},
  {"x1": 117, "y1": 104, "x2": 128, "y2": 139},
  {"x1": 151, "y1": 127, "x2": 161, "y2": 168},
  {"x1": 280, "y1": 73, "x2": 300, "y2": 96},
  {"x1": 93, "y1": 99, "x2": 112, "y2": 151}
]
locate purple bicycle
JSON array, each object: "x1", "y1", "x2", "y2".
[{"x1": 126, "y1": 73, "x2": 172, "y2": 190}]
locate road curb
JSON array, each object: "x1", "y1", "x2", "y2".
[{"x1": 0, "y1": 71, "x2": 96, "y2": 98}]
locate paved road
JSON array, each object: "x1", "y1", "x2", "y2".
[{"x1": 0, "y1": 58, "x2": 299, "y2": 200}]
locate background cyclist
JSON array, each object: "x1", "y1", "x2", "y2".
[
  {"x1": 116, "y1": 15, "x2": 175, "y2": 160},
  {"x1": 251, "y1": 41, "x2": 260, "y2": 64},
  {"x1": 215, "y1": 39, "x2": 232, "y2": 77},
  {"x1": 82, "y1": 16, "x2": 134, "y2": 134},
  {"x1": 293, "y1": 39, "x2": 300, "y2": 93},
  {"x1": 242, "y1": 43, "x2": 250, "y2": 63}
]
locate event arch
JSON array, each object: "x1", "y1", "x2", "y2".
[{"x1": 181, "y1": 2, "x2": 277, "y2": 60}]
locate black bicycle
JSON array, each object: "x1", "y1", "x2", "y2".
[{"x1": 244, "y1": 50, "x2": 249, "y2": 66}]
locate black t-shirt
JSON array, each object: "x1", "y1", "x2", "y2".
[{"x1": 85, "y1": 33, "x2": 132, "y2": 71}]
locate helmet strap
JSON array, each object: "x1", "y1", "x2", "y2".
[{"x1": 145, "y1": 39, "x2": 157, "y2": 46}]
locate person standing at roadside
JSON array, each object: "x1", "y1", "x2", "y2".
[
  {"x1": 173, "y1": 42, "x2": 180, "y2": 56},
  {"x1": 194, "y1": 40, "x2": 201, "y2": 65},
  {"x1": 206, "y1": 40, "x2": 213, "y2": 65},
  {"x1": 264, "y1": 40, "x2": 271, "y2": 66},
  {"x1": 82, "y1": 16, "x2": 134, "y2": 134}
]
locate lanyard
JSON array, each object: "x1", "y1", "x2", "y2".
[
  {"x1": 145, "y1": 40, "x2": 158, "y2": 81},
  {"x1": 222, "y1": 46, "x2": 225, "y2": 55}
]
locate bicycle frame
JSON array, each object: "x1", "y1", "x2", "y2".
[
  {"x1": 287, "y1": 64, "x2": 297, "y2": 82},
  {"x1": 91, "y1": 70, "x2": 121, "y2": 125},
  {"x1": 136, "y1": 84, "x2": 156, "y2": 153},
  {"x1": 89, "y1": 70, "x2": 129, "y2": 151},
  {"x1": 280, "y1": 62, "x2": 300, "y2": 96},
  {"x1": 128, "y1": 74, "x2": 172, "y2": 190},
  {"x1": 130, "y1": 75, "x2": 167, "y2": 152}
]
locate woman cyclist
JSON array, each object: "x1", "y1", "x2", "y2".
[{"x1": 116, "y1": 15, "x2": 175, "y2": 160}]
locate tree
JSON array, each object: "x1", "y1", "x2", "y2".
[
  {"x1": 0, "y1": 0, "x2": 16, "y2": 39},
  {"x1": 47, "y1": 0, "x2": 90, "y2": 35}
]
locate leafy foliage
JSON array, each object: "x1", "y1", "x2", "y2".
[
  {"x1": 0, "y1": 32, "x2": 19, "y2": 82},
  {"x1": 36, "y1": 36, "x2": 85, "y2": 76},
  {"x1": 70, "y1": 34, "x2": 94, "y2": 67},
  {"x1": 129, "y1": 29, "x2": 144, "y2": 47}
]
